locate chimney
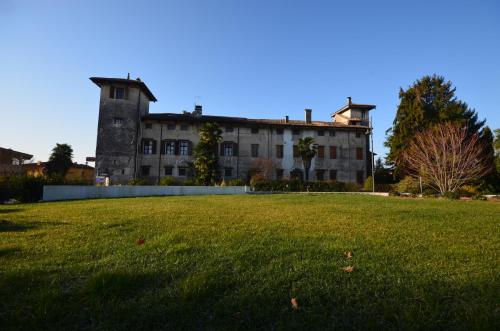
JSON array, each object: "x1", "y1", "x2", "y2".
[
  {"x1": 347, "y1": 97, "x2": 352, "y2": 106},
  {"x1": 305, "y1": 109, "x2": 312, "y2": 124},
  {"x1": 193, "y1": 104, "x2": 202, "y2": 116},
  {"x1": 285, "y1": 115, "x2": 289, "y2": 123}
]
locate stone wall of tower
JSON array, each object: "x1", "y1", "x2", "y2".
[{"x1": 95, "y1": 84, "x2": 150, "y2": 184}]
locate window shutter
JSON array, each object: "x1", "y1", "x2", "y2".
[
  {"x1": 188, "y1": 141, "x2": 193, "y2": 156},
  {"x1": 220, "y1": 143, "x2": 224, "y2": 156},
  {"x1": 109, "y1": 86, "x2": 115, "y2": 98},
  {"x1": 152, "y1": 140, "x2": 157, "y2": 154},
  {"x1": 233, "y1": 142, "x2": 238, "y2": 156},
  {"x1": 124, "y1": 87, "x2": 129, "y2": 99},
  {"x1": 141, "y1": 139, "x2": 145, "y2": 154},
  {"x1": 175, "y1": 140, "x2": 180, "y2": 155}
]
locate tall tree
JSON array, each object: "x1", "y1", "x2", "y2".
[
  {"x1": 401, "y1": 123, "x2": 491, "y2": 194},
  {"x1": 494, "y1": 129, "x2": 500, "y2": 171},
  {"x1": 385, "y1": 75, "x2": 485, "y2": 172},
  {"x1": 193, "y1": 123, "x2": 222, "y2": 185},
  {"x1": 46, "y1": 143, "x2": 74, "y2": 177},
  {"x1": 297, "y1": 137, "x2": 317, "y2": 181}
]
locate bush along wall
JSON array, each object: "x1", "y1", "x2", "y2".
[{"x1": 252, "y1": 179, "x2": 354, "y2": 192}]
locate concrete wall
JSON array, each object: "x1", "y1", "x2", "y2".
[{"x1": 43, "y1": 185, "x2": 249, "y2": 201}]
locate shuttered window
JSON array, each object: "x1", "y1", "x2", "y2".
[
  {"x1": 329, "y1": 169, "x2": 337, "y2": 181},
  {"x1": 163, "y1": 140, "x2": 176, "y2": 155},
  {"x1": 276, "y1": 145, "x2": 283, "y2": 158},
  {"x1": 251, "y1": 144, "x2": 259, "y2": 157},
  {"x1": 143, "y1": 140, "x2": 156, "y2": 155},
  {"x1": 356, "y1": 147, "x2": 363, "y2": 160},
  {"x1": 357, "y1": 170, "x2": 364, "y2": 184},
  {"x1": 293, "y1": 145, "x2": 299, "y2": 157},
  {"x1": 317, "y1": 145, "x2": 325, "y2": 158},
  {"x1": 179, "y1": 140, "x2": 190, "y2": 155},
  {"x1": 330, "y1": 146, "x2": 337, "y2": 159}
]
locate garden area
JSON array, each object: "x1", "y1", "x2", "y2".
[{"x1": 1, "y1": 194, "x2": 498, "y2": 330}]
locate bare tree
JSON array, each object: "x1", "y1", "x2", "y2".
[
  {"x1": 401, "y1": 122, "x2": 492, "y2": 194},
  {"x1": 249, "y1": 158, "x2": 274, "y2": 181}
]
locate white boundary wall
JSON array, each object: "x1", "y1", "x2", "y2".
[{"x1": 43, "y1": 185, "x2": 249, "y2": 201}]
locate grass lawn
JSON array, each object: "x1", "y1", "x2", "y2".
[{"x1": 0, "y1": 194, "x2": 499, "y2": 330}]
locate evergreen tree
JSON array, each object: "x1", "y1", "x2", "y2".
[
  {"x1": 194, "y1": 123, "x2": 222, "y2": 185},
  {"x1": 297, "y1": 137, "x2": 316, "y2": 181},
  {"x1": 46, "y1": 143, "x2": 74, "y2": 177},
  {"x1": 385, "y1": 75, "x2": 485, "y2": 172}
]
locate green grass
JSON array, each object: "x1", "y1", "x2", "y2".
[{"x1": 0, "y1": 194, "x2": 498, "y2": 330}]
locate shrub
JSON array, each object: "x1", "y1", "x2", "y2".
[
  {"x1": 0, "y1": 177, "x2": 9, "y2": 202},
  {"x1": 183, "y1": 179, "x2": 197, "y2": 186},
  {"x1": 128, "y1": 178, "x2": 148, "y2": 186},
  {"x1": 363, "y1": 176, "x2": 373, "y2": 191},
  {"x1": 472, "y1": 194, "x2": 487, "y2": 201},
  {"x1": 442, "y1": 191, "x2": 460, "y2": 200},
  {"x1": 388, "y1": 190, "x2": 400, "y2": 197},
  {"x1": 395, "y1": 177, "x2": 421, "y2": 194},
  {"x1": 251, "y1": 179, "x2": 347, "y2": 192},
  {"x1": 159, "y1": 176, "x2": 181, "y2": 186},
  {"x1": 457, "y1": 185, "x2": 478, "y2": 197},
  {"x1": 344, "y1": 182, "x2": 360, "y2": 192},
  {"x1": 228, "y1": 179, "x2": 245, "y2": 186},
  {"x1": 6, "y1": 176, "x2": 47, "y2": 202}
]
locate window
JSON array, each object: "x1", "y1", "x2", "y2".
[
  {"x1": 357, "y1": 170, "x2": 364, "y2": 184},
  {"x1": 224, "y1": 167, "x2": 232, "y2": 177},
  {"x1": 317, "y1": 130, "x2": 325, "y2": 136},
  {"x1": 251, "y1": 144, "x2": 259, "y2": 157},
  {"x1": 292, "y1": 128, "x2": 300, "y2": 135},
  {"x1": 329, "y1": 130, "x2": 336, "y2": 137},
  {"x1": 222, "y1": 142, "x2": 234, "y2": 156},
  {"x1": 276, "y1": 169, "x2": 284, "y2": 179},
  {"x1": 179, "y1": 140, "x2": 190, "y2": 155},
  {"x1": 225, "y1": 126, "x2": 234, "y2": 133},
  {"x1": 143, "y1": 140, "x2": 155, "y2": 154},
  {"x1": 276, "y1": 128, "x2": 284, "y2": 135},
  {"x1": 276, "y1": 145, "x2": 284, "y2": 158},
  {"x1": 316, "y1": 169, "x2": 325, "y2": 181},
  {"x1": 356, "y1": 147, "x2": 363, "y2": 160},
  {"x1": 180, "y1": 124, "x2": 189, "y2": 131},
  {"x1": 356, "y1": 132, "x2": 362, "y2": 138},
  {"x1": 361, "y1": 111, "x2": 366, "y2": 119},
  {"x1": 293, "y1": 145, "x2": 299, "y2": 157},
  {"x1": 178, "y1": 167, "x2": 187, "y2": 176},
  {"x1": 330, "y1": 146, "x2": 337, "y2": 159},
  {"x1": 167, "y1": 123, "x2": 175, "y2": 130},
  {"x1": 115, "y1": 87, "x2": 125, "y2": 99},
  {"x1": 317, "y1": 145, "x2": 325, "y2": 158},
  {"x1": 122, "y1": 169, "x2": 125, "y2": 175},
  {"x1": 145, "y1": 123, "x2": 153, "y2": 129},
  {"x1": 113, "y1": 160, "x2": 118, "y2": 166},
  {"x1": 164, "y1": 166, "x2": 173, "y2": 176},
  {"x1": 141, "y1": 166, "x2": 150, "y2": 176},
  {"x1": 329, "y1": 169, "x2": 337, "y2": 181},
  {"x1": 251, "y1": 128, "x2": 259, "y2": 134},
  {"x1": 163, "y1": 140, "x2": 176, "y2": 155},
  {"x1": 113, "y1": 117, "x2": 123, "y2": 125},
  {"x1": 109, "y1": 86, "x2": 127, "y2": 99}
]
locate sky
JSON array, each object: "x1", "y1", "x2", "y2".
[{"x1": 1, "y1": 0, "x2": 499, "y2": 164}]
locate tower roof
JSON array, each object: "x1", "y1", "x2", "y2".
[{"x1": 90, "y1": 77, "x2": 157, "y2": 102}]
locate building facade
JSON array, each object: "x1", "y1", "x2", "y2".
[{"x1": 91, "y1": 77, "x2": 375, "y2": 185}]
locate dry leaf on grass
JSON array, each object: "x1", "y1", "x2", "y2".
[
  {"x1": 136, "y1": 238, "x2": 145, "y2": 245},
  {"x1": 343, "y1": 266, "x2": 354, "y2": 273},
  {"x1": 344, "y1": 251, "x2": 353, "y2": 259},
  {"x1": 291, "y1": 297, "x2": 299, "y2": 310}
]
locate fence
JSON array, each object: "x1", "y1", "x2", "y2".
[{"x1": 43, "y1": 185, "x2": 249, "y2": 201}]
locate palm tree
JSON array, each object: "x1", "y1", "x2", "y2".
[{"x1": 298, "y1": 137, "x2": 317, "y2": 181}]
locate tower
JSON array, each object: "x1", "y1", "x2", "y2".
[{"x1": 90, "y1": 76, "x2": 157, "y2": 184}]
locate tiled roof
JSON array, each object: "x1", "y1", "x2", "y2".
[
  {"x1": 143, "y1": 113, "x2": 370, "y2": 129},
  {"x1": 0, "y1": 147, "x2": 33, "y2": 159}
]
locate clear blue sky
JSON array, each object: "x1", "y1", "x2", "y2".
[{"x1": 1, "y1": 0, "x2": 499, "y2": 163}]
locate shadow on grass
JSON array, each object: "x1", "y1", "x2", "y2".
[
  {"x1": 0, "y1": 208, "x2": 24, "y2": 214},
  {"x1": 0, "y1": 219, "x2": 37, "y2": 232}
]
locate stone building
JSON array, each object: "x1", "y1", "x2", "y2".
[{"x1": 91, "y1": 76, "x2": 375, "y2": 184}]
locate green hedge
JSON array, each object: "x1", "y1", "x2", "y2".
[
  {"x1": 252, "y1": 179, "x2": 353, "y2": 192},
  {"x1": 0, "y1": 175, "x2": 92, "y2": 203}
]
